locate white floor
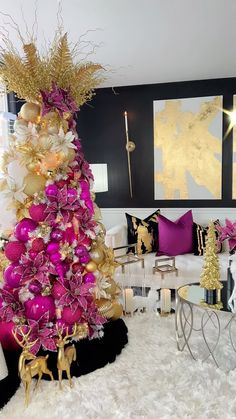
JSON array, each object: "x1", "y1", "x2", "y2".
[{"x1": 1, "y1": 313, "x2": 236, "y2": 419}]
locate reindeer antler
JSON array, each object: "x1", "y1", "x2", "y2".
[{"x1": 12, "y1": 326, "x2": 38, "y2": 350}]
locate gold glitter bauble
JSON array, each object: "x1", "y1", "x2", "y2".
[
  {"x1": 20, "y1": 102, "x2": 41, "y2": 123},
  {"x1": 26, "y1": 161, "x2": 38, "y2": 172},
  {"x1": 90, "y1": 247, "x2": 104, "y2": 264},
  {"x1": 41, "y1": 152, "x2": 62, "y2": 171},
  {"x1": 106, "y1": 278, "x2": 117, "y2": 295},
  {"x1": 23, "y1": 173, "x2": 46, "y2": 196},
  {"x1": 111, "y1": 302, "x2": 123, "y2": 320},
  {"x1": 66, "y1": 148, "x2": 76, "y2": 163},
  {"x1": 96, "y1": 298, "x2": 114, "y2": 318},
  {"x1": 85, "y1": 261, "x2": 97, "y2": 272},
  {"x1": 38, "y1": 133, "x2": 52, "y2": 149}
]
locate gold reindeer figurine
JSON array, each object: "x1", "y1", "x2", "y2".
[
  {"x1": 12, "y1": 327, "x2": 54, "y2": 406},
  {"x1": 56, "y1": 323, "x2": 88, "y2": 389}
]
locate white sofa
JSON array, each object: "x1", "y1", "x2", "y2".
[{"x1": 103, "y1": 208, "x2": 232, "y2": 291}]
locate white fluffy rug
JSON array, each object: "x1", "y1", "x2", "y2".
[{"x1": 1, "y1": 313, "x2": 236, "y2": 419}]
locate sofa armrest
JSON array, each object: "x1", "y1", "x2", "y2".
[{"x1": 105, "y1": 224, "x2": 127, "y2": 249}]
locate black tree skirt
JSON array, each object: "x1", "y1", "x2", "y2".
[{"x1": 0, "y1": 319, "x2": 128, "y2": 409}]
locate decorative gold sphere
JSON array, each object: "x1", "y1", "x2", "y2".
[
  {"x1": 95, "y1": 298, "x2": 114, "y2": 318},
  {"x1": 23, "y1": 173, "x2": 46, "y2": 196},
  {"x1": 85, "y1": 261, "x2": 97, "y2": 272},
  {"x1": 20, "y1": 102, "x2": 41, "y2": 123},
  {"x1": 26, "y1": 162, "x2": 38, "y2": 172},
  {"x1": 41, "y1": 152, "x2": 62, "y2": 171},
  {"x1": 90, "y1": 247, "x2": 104, "y2": 264},
  {"x1": 66, "y1": 148, "x2": 76, "y2": 163},
  {"x1": 126, "y1": 141, "x2": 136, "y2": 153},
  {"x1": 111, "y1": 302, "x2": 123, "y2": 320},
  {"x1": 38, "y1": 133, "x2": 52, "y2": 149}
]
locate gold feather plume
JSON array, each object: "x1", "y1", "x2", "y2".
[{"x1": 0, "y1": 30, "x2": 104, "y2": 106}]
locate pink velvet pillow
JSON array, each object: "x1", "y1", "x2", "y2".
[{"x1": 156, "y1": 210, "x2": 193, "y2": 256}]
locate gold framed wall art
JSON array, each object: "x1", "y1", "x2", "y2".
[{"x1": 153, "y1": 96, "x2": 223, "y2": 200}]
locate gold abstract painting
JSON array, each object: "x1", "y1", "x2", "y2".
[
  {"x1": 232, "y1": 96, "x2": 236, "y2": 199},
  {"x1": 153, "y1": 96, "x2": 222, "y2": 200}
]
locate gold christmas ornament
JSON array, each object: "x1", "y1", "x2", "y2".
[
  {"x1": 38, "y1": 133, "x2": 53, "y2": 149},
  {"x1": 20, "y1": 102, "x2": 41, "y2": 123},
  {"x1": 40, "y1": 152, "x2": 62, "y2": 172},
  {"x1": 90, "y1": 246, "x2": 104, "y2": 264},
  {"x1": 23, "y1": 173, "x2": 46, "y2": 196},
  {"x1": 95, "y1": 298, "x2": 114, "y2": 318},
  {"x1": 85, "y1": 261, "x2": 97, "y2": 272},
  {"x1": 66, "y1": 148, "x2": 76, "y2": 163},
  {"x1": 111, "y1": 302, "x2": 123, "y2": 320}
]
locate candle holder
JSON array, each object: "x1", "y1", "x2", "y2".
[
  {"x1": 123, "y1": 288, "x2": 134, "y2": 316},
  {"x1": 160, "y1": 288, "x2": 171, "y2": 316}
]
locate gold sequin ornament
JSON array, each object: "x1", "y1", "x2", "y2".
[
  {"x1": 89, "y1": 245, "x2": 104, "y2": 264},
  {"x1": 41, "y1": 111, "x2": 60, "y2": 134},
  {"x1": 20, "y1": 102, "x2": 41, "y2": 123},
  {"x1": 23, "y1": 173, "x2": 46, "y2": 196},
  {"x1": 95, "y1": 298, "x2": 114, "y2": 318}
]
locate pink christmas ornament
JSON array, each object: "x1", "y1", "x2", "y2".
[
  {"x1": 46, "y1": 242, "x2": 60, "y2": 254},
  {"x1": 29, "y1": 203, "x2": 47, "y2": 222},
  {"x1": 55, "y1": 263, "x2": 64, "y2": 281},
  {"x1": 80, "y1": 253, "x2": 91, "y2": 264},
  {"x1": 28, "y1": 281, "x2": 41, "y2": 295},
  {"x1": 24, "y1": 295, "x2": 55, "y2": 321},
  {"x1": 31, "y1": 238, "x2": 45, "y2": 253},
  {"x1": 4, "y1": 241, "x2": 26, "y2": 262},
  {"x1": 0, "y1": 321, "x2": 20, "y2": 350},
  {"x1": 51, "y1": 281, "x2": 66, "y2": 300},
  {"x1": 50, "y1": 228, "x2": 64, "y2": 242},
  {"x1": 50, "y1": 252, "x2": 61, "y2": 265},
  {"x1": 45, "y1": 184, "x2": 58, "y2": 199},
  {"x1": 4, "y1": 263, "x2": 22, "y2": 288},
  {"x1": 83, "y1": 272, "x2": 95, "y2": 283},
  {"x1": 61, "y1": 306, "x2": 83, "y2": 325},
  {"x1": 55, "y1": 318, "x2": 69, "y2": 330},
  {"x1": 85, "y1": 199, "x2": 94, "y2": 213},
  {"x1": 15, "y1": 218, "x2": 37, "y2": 242},
  {"x1": 72, "y1": 263, "x2": 84, "y2": 274},
  {"x1": 75, "y1": 245, "x2": 87, "y2": 257}
]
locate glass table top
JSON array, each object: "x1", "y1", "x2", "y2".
[{"x1": 178, "y1": 281, "x2": 232, "y2": 313}]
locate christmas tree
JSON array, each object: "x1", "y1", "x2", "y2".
[
  {"x1": 0, "y1": 31, "x2": 122, "y2": 353},
  {"x1": 200, "y1": 222, "x2": 223, "y2": 290}
]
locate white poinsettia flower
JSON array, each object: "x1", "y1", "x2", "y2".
[
  {"x1": 94, "y1": 277, "x2": 111, "y2": 299},
  {"x1": 51, "y1": 128, "x2": 77, "y2": 156},
  {"x1": 4, "y1": 175, "x2": 27, "y2": 203},
  {"x1": 14, "y1": 120, "x2": 38, "y2": 144}
]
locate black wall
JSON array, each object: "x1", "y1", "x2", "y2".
[{"x1": 77, "y1": 78, "x2": 236, "y2": 208}]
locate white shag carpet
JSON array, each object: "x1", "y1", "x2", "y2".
[{"x1": 1, "y1": 313, "x2": 236, "y2": 419}]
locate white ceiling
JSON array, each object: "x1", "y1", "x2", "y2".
[{"x1": 0, "y1": 0, "x2": 236, "y2": 88}]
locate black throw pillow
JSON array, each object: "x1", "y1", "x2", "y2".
[
  {"x1": 125, "y1": 210, "x2": 160, "y2": 254},
  {"x1": 193, "y1": 220, "x2": 222, "y2": 256}
]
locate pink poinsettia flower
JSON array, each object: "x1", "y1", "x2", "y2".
[
  {"x1": 81, "y1": 300, "x2": 107, "y2": 338},
  {"x1": 24, "y1": 313, "x2": 57, "y2": 354},
  {"x1": 40, "y1": 82, "x2": 79, "y2": 117},
  {"x1": 16, "y1": 252, "x2": 52, "y2": 286},
  {"x1": 57, "y1": 273, "x2": 94, "y2": 313},
  {"x1": 216, "y1": 219, "x2": 236, "y2": 252},
  {"x1": 0, "y1": 288, "x2": 24, "y2": 322},
  {"x1": 45, "y1": 185, "x2": 80, "y2": 224}
]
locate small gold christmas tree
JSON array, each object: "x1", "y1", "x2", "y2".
[{"x1": 200, "y1": 222, "x2": 223, "y2": 290}]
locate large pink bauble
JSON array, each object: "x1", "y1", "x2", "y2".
[
  {"x1": 31, "y1": 238, "x2": 45, "y2": 253},
  {"x1": 61, "y1": 306, "x2": 83, "y2": 325},
  {"x1": 50, "y1": 228, "x2": 64, "y2": 242},
  {"x1": 51, "y1": 281, "x2": 66, "y2": 300},
  {"x1": 4, "y1": 263, "x2": 22, "y2": 288},
  {"x1": 28, "y1": 281, "x2": 41, "y2": 295},
  {"x1": 29, "y1": 203, "x2": 47, "y2": 222},
  {"x1": 15, "y1": 218, "x2": 37, "y2": 242},
  {"x1": 45, "y1": 184, "x2": 58, "y2": 200},
  {"x1": 83, "y1": 272, "x2": 95, "y2": 283},
  {"x1": 0, "y1": 321, "x2": 20, "y2": 350},
  {"x1": 46, "y1": 242, "x2": 60, "y2": 254},
  {"x1": 4, "y1": 241, "x2": 26, "y2": 262},
  {"x1": 24, "y1": 295, "x2": 55, "y2": 321}
]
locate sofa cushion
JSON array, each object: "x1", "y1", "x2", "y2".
[
  {"x1": 193, "y1": 220, "x2": 222, "y2": 256},
  {"x1": 125, "y1": 210, "x2": 160, "y2": 254},
  {"x1": 157, "y1": 210, "x2": 193, "y2": 256}
]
